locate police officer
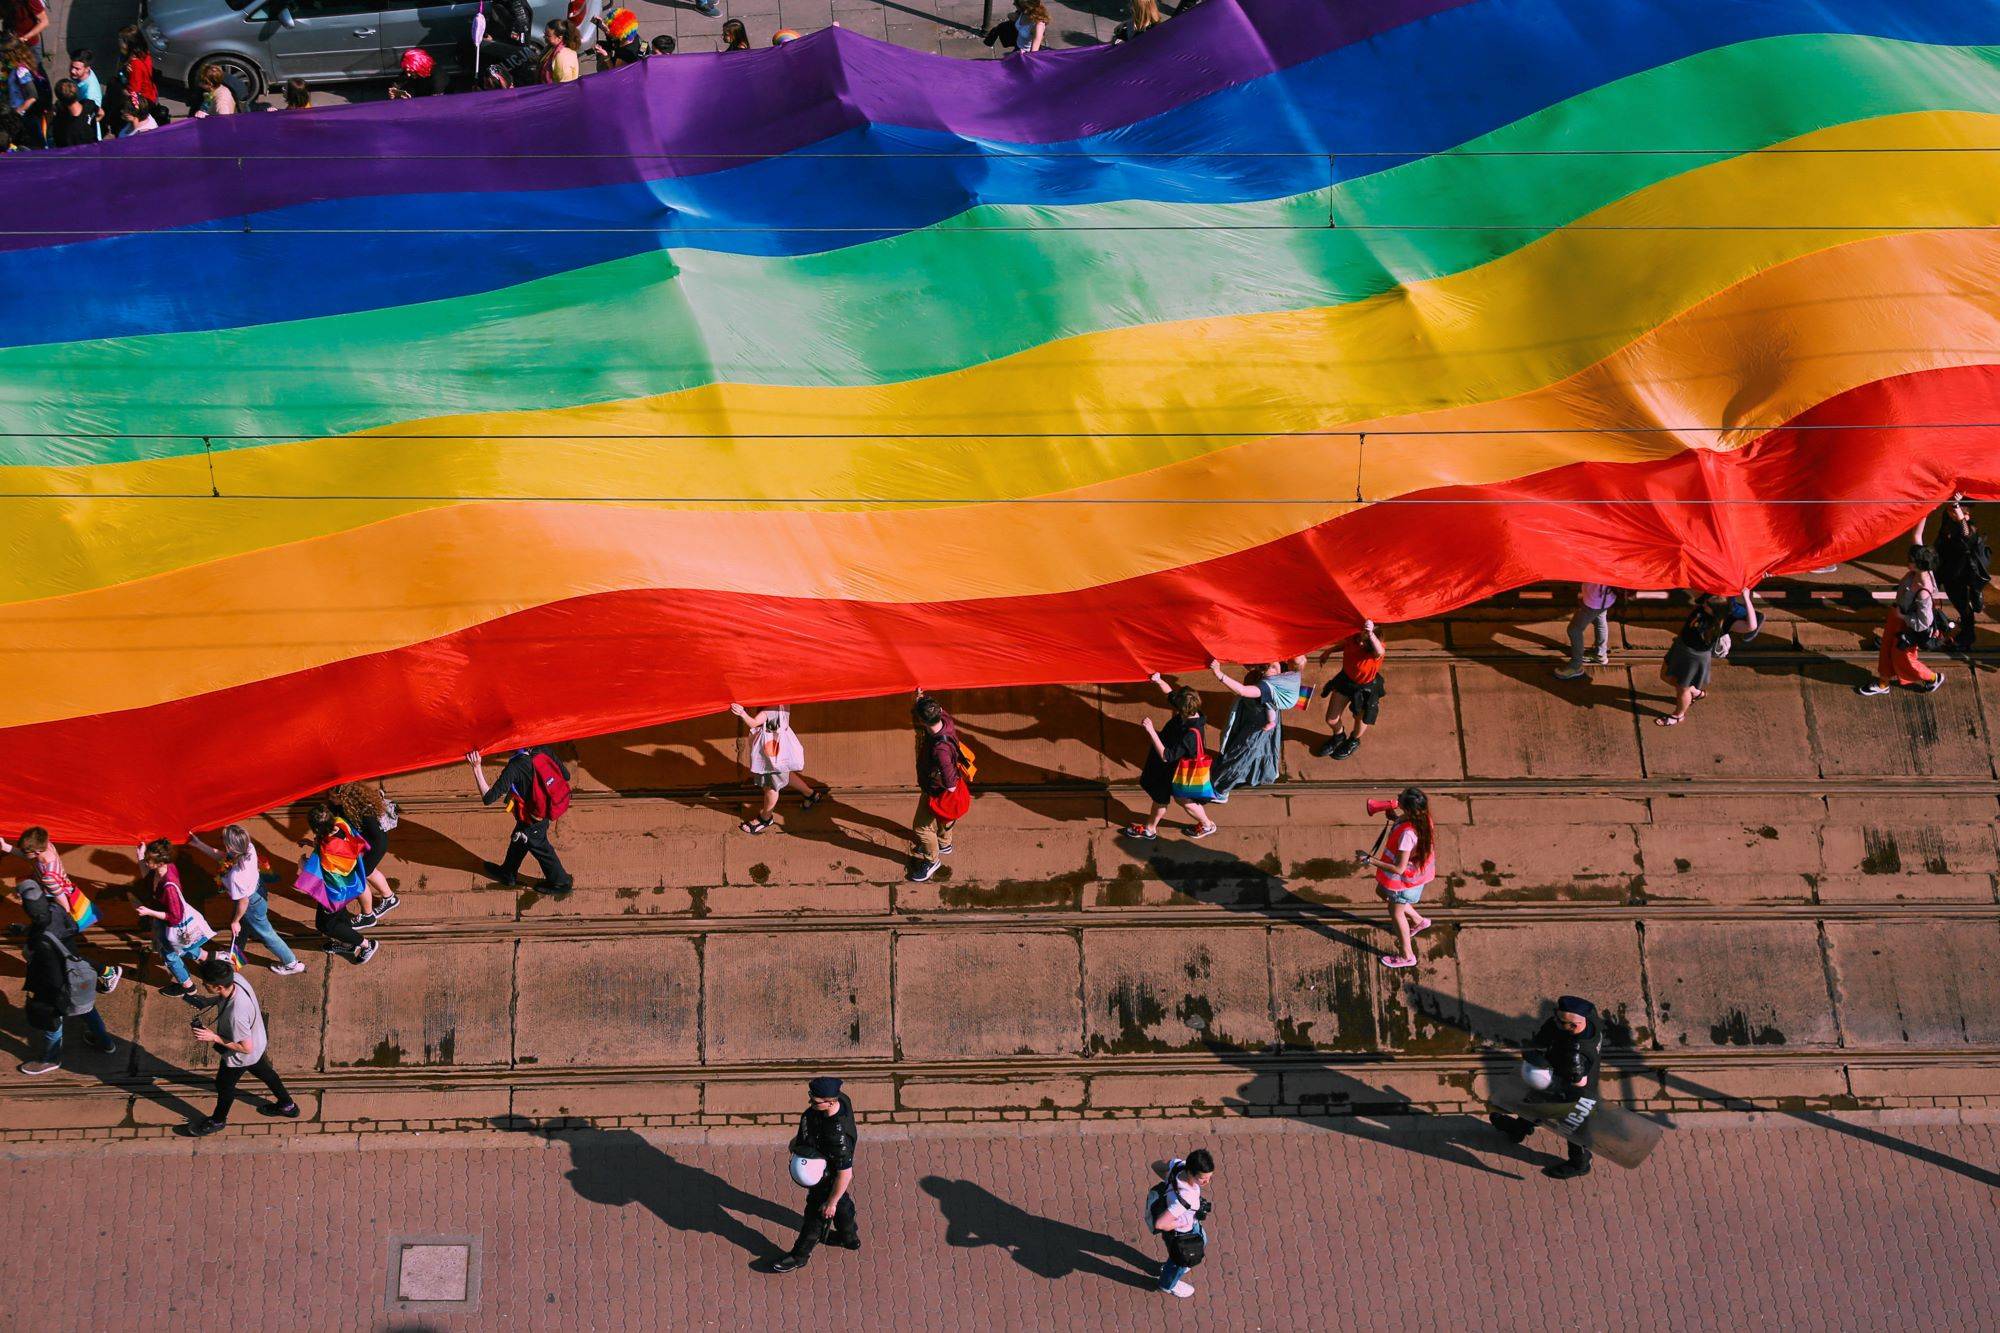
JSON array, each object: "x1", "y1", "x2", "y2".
[
  {"x1": 1488, "y1": 994, "x2": 1601, "y2": 1179},
  {"x1": 771, "y1": 1076, "x2": 858, "y2": 1272}
]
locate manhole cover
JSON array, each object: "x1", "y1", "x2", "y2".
[
  {"x1": 399, "y1": 1245, "x2": 470, "y2": 1301},
  {"x1": 388, "y1": 1236, "x2": 480, "y2": 1313}
]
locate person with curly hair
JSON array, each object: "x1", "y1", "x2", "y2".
[{"x1": 330, "y1": 780, "x2": 399, "y2": 906}]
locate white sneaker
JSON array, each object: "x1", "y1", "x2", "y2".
[
  {"x1": 270, "y1": 960, "x2": 307, "y2": 976},
  {"x1": 1168, "y1": 1280, "x2": 1194, "y2": 1298}
]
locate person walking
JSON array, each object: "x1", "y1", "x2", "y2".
[
  {"x1": 18, "y1": 881, "x2": 116, "y2": 1075},
  {"x1": 1121, "y1": 675, "x2": 1219, "y2": 841},
  {"x1": 907, "y1": 691, "x2": 973, "y2": 883},
  {"x1": 731, "y1": 703, "x2": 828, "y2": 834},
  {"x1": 1554, "y1": 583, "x2": 1617, "y2": 680},
  {"x1": 1488, "y1": 994, "x2": 1602, "y2": 1179},
  {"x1": 1, "y1": 827, "x2": 121, "y2": 991},
  {"x1": 771, "y1": 1076, "x2": 859, "y2": 1272},
  {"x1": 1859, "y1": 542, "x2": 1946, "y2": 696},
  {"x1": 1935, "y1": 494, "x2": 1989, "y2": 652},
  {"x1": 470, "y1": 747, "x2": 575, "y2": 894},
  {"x1": 1656, "y1": 587, "x2": 1757, "y2": 725},
  {"x1": 304, "y1": 803, "x2": 386, "y2": 924},
  {"x1": 1206, "y1": 658, "x2": 1304, "y2": 802},
  {"x1": 185, "y1": 956, "x2": 299, "y2": 1135},
  {"x1": 187, "y1": 825, "x2": 305, "y2": 976},
  {"x1": 332, "y1": 781, "x2": 399, "y2": 907},
  {"x1": 133, "y1": 839, "x2": 217, "y2": 998},
  {"x1": 1148, "y1": 1149, "x2": 1214, "y2": 1299},
  {"x1": 1312, "y1": 621, "x2": 1386, "y2": 759},
  {"x1": 1356, "y1": 788, "x2": 1435, "y2": 969}
]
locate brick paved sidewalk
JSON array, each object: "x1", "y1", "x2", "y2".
[{"x1": 9, "y1": 1113, "x2": 1997, "y2": 1331}]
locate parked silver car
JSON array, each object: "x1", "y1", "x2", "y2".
[{"x1": 140, "y1": 0, "x2": 603, "y2": 97}]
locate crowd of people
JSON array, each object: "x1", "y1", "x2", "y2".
[
  {"x1": 3, "y1": 500, "x2": 1983, "y2": 1228},
  {"x1": 0, "y1": 0, "x2": 1197, "y2": 149}
]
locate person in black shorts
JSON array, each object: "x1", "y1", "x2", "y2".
[{"x1": 1313, "y1": 621, "x2": 1386, "y2": 760}]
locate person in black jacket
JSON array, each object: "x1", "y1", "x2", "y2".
[
  {"x1": 468, "y1": 746, "x2": 573, "y2": 895},
  {"x1": 1488, "y1": 994, "x2": 1601, "y2": 1178},
  {"x1": 1935, "y1": 494, "x2": 1989, "y2": 652},
  {"x1": 771, "y1": 1076, "x2": 859, "y2": 1272},
  {"x1": 18, "y1": 881, "x2": 116, "y2": 1075}
]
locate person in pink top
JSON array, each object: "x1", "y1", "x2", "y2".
[
  {"x1": 1, "y1": 827, "x2": 122, "y2": 991},
  {"x1": 1554, "y1": 583, "x2": 1618, "y2": 680},
  {"x1": 1356, "y1": 788, "x2": 1436, "y2": 969}
]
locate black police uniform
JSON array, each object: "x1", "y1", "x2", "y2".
[
  {"x1": 788, "y1": 1092, "x2": 859, "y2": 1258},
  {"x1": 1492, "y1": 1002, "x2": 1601, "y2": 1174}
]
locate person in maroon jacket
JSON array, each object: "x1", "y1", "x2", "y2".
[{"x1": 907, "y1": 690, "x2": 971, "y2": 883}]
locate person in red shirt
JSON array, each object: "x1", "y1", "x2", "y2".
[
  {"x1": 1313, "y1": 620, "x2": 1386, "y2": 760},
  {"x1": 4, "y1": 0, "x2": 46, "y2": 50},
  {"x1": 116, "y1": 25, "x2": 156, "y2": 117}
]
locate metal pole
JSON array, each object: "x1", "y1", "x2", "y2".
[{"x1": 982, "y1": 0, "x2": 993, "y2": 40}]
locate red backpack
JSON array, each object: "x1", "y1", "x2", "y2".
[{"x1": 511, "y1": 750, "x2": 572, "y2": 822}]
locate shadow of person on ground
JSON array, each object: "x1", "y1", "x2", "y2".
[
  {"x1": 919, "y1": 1176, "x2": 1158, "y2": 1289},
  {"x1": 506, "y1": 1120, "x2": 803, "y2": 1262},
  {"x1": 1125, "y1": 840, "x2": 1385, "y2": 956},
  {"x1": 1206, "y1": 1040, "x2": 1529, "y2": 1181}
]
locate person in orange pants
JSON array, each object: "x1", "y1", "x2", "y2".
[{"x1": 1859, "y1": 542, "x2": 1944, "y2": 695}]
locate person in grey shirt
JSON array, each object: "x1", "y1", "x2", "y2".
[{"x1": 186, "y1": 957, "x2": 298, "y2": 1136}]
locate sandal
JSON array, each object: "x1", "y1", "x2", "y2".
[
  {"x1": 799, "y1": 787, "x2": 829, "y2": 813},
  {"x1": 1380, "y1": 955, "x2": 1417, "y2": 969},
  {"x1": 1186, "y1": 822, "x2": 1218, "y2": 840},
  {"x1": 1119, "y1": 824, "x2": 1158, "y2": 840},
  {"x1": 1654, "y1": 714, "x2": 1683, "y2": 727},
  {"x1": 739, "y1": 815, "x2": 775, "y2": 835}
]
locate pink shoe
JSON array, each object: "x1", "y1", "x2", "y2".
[
  {"x1": 1380, "y1": 955, "x2": 1417, "y2": 969},
  {"x1": 1411, "y1": 915, "x2": 1433, "y2": 935}
]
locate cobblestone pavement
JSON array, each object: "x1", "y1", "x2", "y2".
[{"x1": 8, "y1": 1114, "x2": 1998, "y2": 1330}]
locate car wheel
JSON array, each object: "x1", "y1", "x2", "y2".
[{"x1": 189, "y1": 54, "x2": 265, "y2": 104}]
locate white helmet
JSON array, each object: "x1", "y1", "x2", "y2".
[{"x1": 789, "y1": 1155, "x2": 827, "y2": 1188}]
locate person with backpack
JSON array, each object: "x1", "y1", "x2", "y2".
[
  {"x1": 469, "y1": 746, "x2": 575, "y2": 895},
  {"x1": 730, "y1": 703, "x2": 828, "y2": 835},
  {"x1": 1656, "y1": 586, "x2": 1757, "y2": 726},
  {"x1": 18, "y1": 879, "x2": 116, "y2": 1076},
  {"x1": 907, "y1": 691, "x2": 974, "y2": 883},
  {"x1": 1147, "y1": 1149, "x2": 1215, "y2": 1299},
  {"x1": 1312, "y1": 620, "x2": 1386, "y2": 759},
  {"x1": 1859, "y1": 542, "x2": 1946, "y2": 696},
  {"x1": 2, "y1": 826, "x2": 122, "y2": 992},
  {"x1": 1356, "y1": 788, "x2": 1435, "y2": 969},
  {"x1": 1554, "y1": 582, "x2": 1618, "y2": 680},
  {"x1": 1935, "y1": 494, "x2": 1989, "y2": 652},
  {"x1": 1121, "y1": 676, "x2": 1220, "y2": 841}
]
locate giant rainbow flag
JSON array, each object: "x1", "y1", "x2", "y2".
[{"x1": 5, "y1": 0, "x2": 2000, "y2": 839}]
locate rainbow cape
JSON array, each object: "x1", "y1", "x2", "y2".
[{"x1": 4, "y1": 0, "x2": 2000, "y2": 839}]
